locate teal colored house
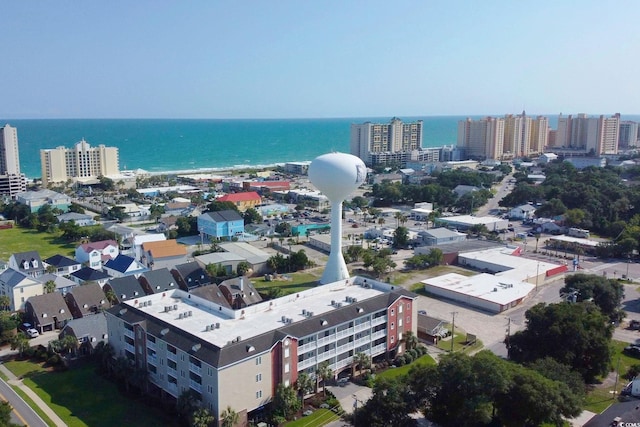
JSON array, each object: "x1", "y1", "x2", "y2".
[
  {"x1": 16, "y1": 189, "x2": 71, "y2": 213},
  {"x1": 197, "y1": 210, "x2": 244, "y2": 240}
]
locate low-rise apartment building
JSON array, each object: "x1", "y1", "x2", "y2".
[{"x1": 106, "y1": 277, "x2": 417, "y2": 424}]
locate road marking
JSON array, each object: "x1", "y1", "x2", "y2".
[{"x1": 0, "y1": 390, "x2": 29, "y2": 426}]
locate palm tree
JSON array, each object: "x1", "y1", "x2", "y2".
[
  {"x1": 352, "y1": 352, "x2": 371, "y2": 377},
  {"x1": 0, "y1": 295, "x2": 10, "y2": 311},
  {"x1": 296, "y1": 372, "x2": 314, "y2": 407},
  {"x1": 403, "y1": 330, "x2": 418, "y2": 352},
  {"x1": 394, "y1": 211, "x2": 404, "y2": 228},
  {"x1": 177, "y1": 389, "x2": 201, "y2": 421},
  {"x1": 220, "y1": 405, "x2": 239, "y2": 427},
  {"x1": 377, "y1": 217, "x2": 386, "y2": 228},
  {"x1": 10, "y1": 333, "x2": 29, "y2": 358},
  {"x1": 316, "y1": 361, "x2": 333, "y2": 396},
  {"x1": 44, "y1": 280, "x2": 57, "y2": 294},
  {"x1": 535, "y1": 233, "x2": 541, "y2": 252},
  {"x1": 192, "y1": 407, "x2": 215, "y2": 427},
  {"x1": 61, "y1": 335, "x2": 79, "y2": 356}
]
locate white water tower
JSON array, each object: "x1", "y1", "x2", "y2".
[{"x1": 309, "y1": 152, "x2": 367, "y2": 284}]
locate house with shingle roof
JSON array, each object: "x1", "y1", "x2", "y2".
[
  {"x1": 103, "y1": 276, "x2": 147, "y2": 304},
  {"x1": 25, "y1": 292, "x2": 73, "y2": 333},
  {"x1": 59, "y1": 313, "x2": 108, "y2": 356},
  {"x1": 197, "y1": 210, "x2": 244, "y2": 240},
  {"x1": 75, "y1": 240, "x2": 119, "y2": 270},
  {"x1": 139, "y1": 268, "x2": 179, "y2": 294},
  {"x1": 43, "y1": 254, "x2": 82, "y2": 276},
  {"x1": 56, "y1": 212, "x2": 96, "y2": 227},
  {"x1": 217, "y1": 192, "x2": 261, "y2": 212},
  {"x1": 0, "y1": 268, "x2": 43, "y2": 311},
  {"x1": 141, "y1": 240, "x2": 187, "y2": 271},
  {"x1": 171, "y1": 261, "x2": 211, "y2": 290},
  {"x1": 189, "y1": 284, "x2": 232, "y2": 309},
  {"x1": 69, "y1": 267, "x2": 111, "y2": 288},
  {"x1": 36, "y1": 273, "x2": 78, "y2": 295},
  {"x1": 103, "y1": 254, "x2": 148, "y2": 278},
  {"x1": 218, "y1": 276, "x2": 263, "y2": 309},
  {"x1": 64, "y1": 283, "x2": 109, "y2": 318},
  {"x1": 9, "y1": 251, "x2": 45, "y2": 278}
]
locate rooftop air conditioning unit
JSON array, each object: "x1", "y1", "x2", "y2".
[
  {"x1": 302, "y1": 309, "x2": 307, "y2": 315},
  {"x1": 215, "y1": 323, "x2": 220, "y2": 329},
  {"x1": 173, "y1": 304, "x2": 178, "y2": 310},
  {"x1": 281, "y1": 316, "x2": 286, "y2": 322},
  {"x1": 205, "y1": 325, "x2": 211, "y2": 331},
  {"x1": 178, "y1": 313, "x2": 184, "y2": 319}
]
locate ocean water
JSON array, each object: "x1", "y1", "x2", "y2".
[{"x1": 6, "y1": 115, "x2": 639, "y2": 179}]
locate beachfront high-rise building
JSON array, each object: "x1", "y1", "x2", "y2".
[
  {"x1": 552, "y1": 113, "x2": 620, "y2": 155},
  {"x1": 503, "y1": 112, "x2": 532, "y2": 158},
  {"x1": 350, "y1": 118, "x2": 423, "y2": 165},
  {"x1": 529, "y1": 116, "x2": 549, "y2": 155},
  {"x1": 40, "y1": 139, "x2": 119, "y2": 187},
  {"x1": 0, "y1": 124, "x2": 27, "y2": 199},
  {"x1": 457, "y1": 117, "x2": 505, "y2": 159},
  {"x1": 619, "y1": 121, "x2": 639, "y2": 149}
]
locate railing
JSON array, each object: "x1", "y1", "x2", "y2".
[
  {"x1": 336, "y1": 327, "x2": 354, "y2": 339},
  {"x1": 189, "y1": 380, "x2": 202, "y2": 393},
  {"x1": 167, "y1": 364, "x2": 177, "y2": 375},
  {"x1": 336, "y1": 343, "x2": 352, "y2": 355},
  {"x1": 124, "y1": 343, "x2": 135, "y2": 354},
  {"x1": 298, "y1": 342, "x2": 316, "y2": 354},
  {"x1": 371, "y1": 330, "x2": 386, "y2": 340},
  {"x1": 146, "y1": 341, "x2": 156, "y2": 350},
  {"x1": 167, "y1": 382, "x2": 178, "y2": 395},
  {"x1": 124, "y1": 328, "x2": 134, "y2": 339},
  {"x1": 354, "y1": 336, "x2": 370, "y2": 348},
  {"x1": 354, "y1": 322, "x2": 370, "y2": 333},
  {"x1": 147, "y1": 354, "x2": 158, "y2": 365},
  {"x1": 371, "y1": 316, "x2": 387, "y2": 327},
  {"x1": 189, "y1": 363, "x2": 202, "y2": 375},
  {"x1": 167, "y1": 351, "x2": 177, "y2": 362},
  {"x1": 316, "y1": 334, "x2": 335, "y2": 346},
  {"x1": 298, "y1": 358, "x2": 316, "y2": 371},
  {"x1": 371, "y1": 343, "x2": 387, "y2": 356},
  {"x1": 334, "y1": 356, "x2": 353, "y2": 371},
  {"x1": 316, "y1": 349, "x2": 336, "y2": 362}
]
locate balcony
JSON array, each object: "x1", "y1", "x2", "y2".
[
  {"x1": 166, "y1": 382, "x2": 178, "y2": 396},
  {"x1": 147, "y1": 341, "x2": 156, "y2": 351},
  {"x1": 124, "y1": 328, "x2": 134, "y2": 339},
  {"x1": 354, "y1": 336, "x2": 370, "y2": 348},
  {"x1": 189, "y1": 363, "x2": 202, "y2": 375},
  {"x1": 147, "y1": 354, "x2": 158, "y2": 365},
  {"x1": 124, "y1": 343, "x2": 135, "y2": 354},
  {"x1": 298, "y1": 358, "x2": 316, "y2": 371},
  {"x1": 371, "y1": 330, "x2": 386, "y2": 340},
  {"x1": 334, "y1": 356, "x2": 353, "y2": 371},
  {"x1": 371, "y1": 316, "x2": 387, "y2": 327},
  {"x1": 371, "y1": 343, "x2": 387, "y2": 356},
  {"x1": 167, "y1": 351, "x2": 177, "y2": 362},
  {"x1": 336, "y1": 342, "x2": 352, "y2": 355},
  {"x1": 316, "y1": 335, "x2": 335, "y2": 346},
  {"x1": 354, "y1": 322, "x2": 370, "y2": 333},
  {"x1": 298, "y1": 342, "x2": 316, "y2": 354},
  {"x1": 336, "y1": 327, "x2": 354, "y2": 340},
  {"x1": 317, "y1": 349, "x2": 336, "y2": 362},
  {"x1": 189, "y1": 380, "x2": 202, "y2": 393}
]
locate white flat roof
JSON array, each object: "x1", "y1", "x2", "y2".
[
  {"x1": 438, "y1": 215, "x2": 504, "y2": 225},
  {"x1": 124, "y1": 278, "x2": 392, "y2": 347},
  {"x1": 423, "y1": 273, "x2": 534, "y2": 305},
  {"x1": 549, "y1": 235, "x2": 600, "y2": 247},
  {"x1": 133, "y1": 234, "x2": 167, "y2": 246},
  {"x1": 460, "y1": 247, "x2": 563, "y2": 279}
]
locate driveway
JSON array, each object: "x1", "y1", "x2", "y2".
[{"x1": 326, "y1": 382, "x2": 372, "y2": 415}]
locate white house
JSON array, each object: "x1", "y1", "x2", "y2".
[
  {"x1": 56, "y1": 212, "x2": 96, "y2": 227},
  {"x1": 75, "y1": 240, "x2": 119, "y2": 270},
  {"x1": 0, "y1": 268, "x2": 43, "y2": 311},
  {"x1": 509, "y1": 204, "x2": 537, "y2": 220}
]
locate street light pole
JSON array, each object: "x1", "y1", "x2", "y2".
[
  {"x1": 536, "y1": 261, "x2": 540, "y2": 292},
  {"x1": 450, "y1": 311, "x2": 458, "y2": 352}
]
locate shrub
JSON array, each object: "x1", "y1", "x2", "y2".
[
  {"x1": 404, "y1": 352, "x2": 414, "y2": 364},
  {"x1": 47, "y1": 354, "x2": 61, "y2": 366}
]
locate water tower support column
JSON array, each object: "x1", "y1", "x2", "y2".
[{"x1": 321, "y1": 200, "x2": 349, "y2": 284}]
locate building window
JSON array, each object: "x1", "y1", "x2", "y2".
[
  {"x1": 20, "y1": 288, "x2": 24, "y2": 294},
  {"x1": 390, "y1": 308, "x2": 394, "y2": 315},
  {"x1": 391, "y1": 322, "x2": 395, "y2": 330},
  {"x1": 284, "y1": 348, "x2": 290, "y2": 358},
  {"x1": 256, "y1": 373, "x2": 262, "y2": 382},
  {"x1": 207, "y1": 385, "x2": 213, "y2": 393},
  {"x1": 399, "y1": 318, "x2": 403, "y2": 327},
  {"x1": 398, "y1": 304, "x2": 403, "y2": 314},
  {"x1": 256, "y1": 390, "x2": 262, "y2": 399},
  {"x1": 391, "y1": 336, "x2": 395, "y2": 343},
  {"x1": 256, "y1": 356, "x2": 262, "y2": 365},
  {"x1": 284, "y1": 363, "x2": 290, "y2": 373}
]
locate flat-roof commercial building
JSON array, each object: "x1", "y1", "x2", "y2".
[
  {"x1": 106, "y1": 277, "x2": 417, "y2": 424},
  {"x1": 435, "y1": 215, "x2": 508, "y2": 232}
]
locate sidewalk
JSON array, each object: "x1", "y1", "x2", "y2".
[{"x1": 0, "y1": 363, "x2": 67, "y2": 427}]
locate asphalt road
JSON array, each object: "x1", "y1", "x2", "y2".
[{"x1": 0, "y1": 372, "x2": 47, "y2": 427}]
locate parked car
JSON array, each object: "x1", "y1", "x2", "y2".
[
  {"x1": 20, "y1": 323, "x2": 39, "y2": 338},
  {"x1": 630, "y1": 320, "x2": 640, "y2": 330},
  {"x1": 624, "y1": 345, "x2": 640, "y2": 358}
]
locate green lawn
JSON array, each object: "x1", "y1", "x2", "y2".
[
  {"x1": 436, "y1": 331, "x2": 483, "y2": 353},
  {"x1": 253, "y1": 272, "x2": 321, "y2": 295},
  {"x1": 5, "y1": 360, "x2": 176, "y2": 427},
  {"x1": 4, "y1": 359, "x2": 48, "y2": 378},
  {"x1": 284, "y1": 409, "x2": 339, "y2": 427},
  {"x1": 376, "y1": 354, "x2": 436, "y2": 381},
  {"x1": 0, "y1": 227, "x2": 76, "y2": 260}
]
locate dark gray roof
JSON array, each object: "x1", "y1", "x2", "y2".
[
  {"x1": 44, "y1": 254, "x2": 80, "y2": 268},
  {"x1": 106, "y1": 276, "x2": 146, "y2": 302},
  {"x1": 417, "y1": 314, "x2": 446, "y2": 334},
  {"x1": 11, "y1": 251, "x2": 44, "y2": 273},
  {"x1": 60, "y1": 313, "x2": 108, "y2": 349},
  {"x1": 203, "y1": 210, "x2": 243, "y2": 223},
  {"x1": 0, "y1": 268, "x2": 34, "y2": 288},
  {"x1": 71, "y1": 267, "x2": 111, "y2": 282},
  {"x1": 190, "y1": 285, "x2": 232, "y2": 309},
  {"x1": 218, "y1": 276, "x2": 262, "y2": 306},
  {"x1": 26, "y1": 293, "x2": 73, "y2": 323},
  {"x1": 66, "y1": 283, "x2": 109, "y2": 316},
  {"x1": 140, "y1": 268, "x2": 178, "y2": 293},
  {"x1": 173, "y1": 262, "x2": 211, "y2": 287}
]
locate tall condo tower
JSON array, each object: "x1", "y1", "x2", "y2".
[{"x1": 309, "y1": 152, "x2": 366, "y2": 284}]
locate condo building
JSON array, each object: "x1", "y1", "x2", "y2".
[
  {"x1": 553, "y1": 113, "x2": 620, "y2": 155},
  {"x1": 619, "y1": 121, "x2": 638, "y2": 149},
  {"x1": 106, "y1": 277, "x2": 417, "y2": 424},
  {"x1": 0, "y1": 124, "x2": 27, "y2": 198},
  {"x1": 458, "y1": 113, "x2": 548, "y2": 160},
  {"x1": 350, "y1": 118, "x2": 423, "y2": 165},
  {"x1": 40, "y1": 139, "x2": 119, "y2": 187}
]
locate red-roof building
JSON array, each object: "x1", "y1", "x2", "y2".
[
  {"x1": 245, "y1": 180, "x2": 291, "y2": 193},
  {"x1": 217, "y1": 191, "x2": 262, "y2": 212}
]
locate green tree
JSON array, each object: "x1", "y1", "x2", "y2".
[
  {"x1": 177, "y1": 389, "x2": 201, "y2": 421},
  {"x1": 219, "y1": 406, "x2": 238, "y2": 427},
  {"x1": 44, "y1": 279, "x2": 57, "y2": 294},
  {"x1": 403, "y1": 330, "x2": 418, "y2": 351},
  {"x1": 393, "y1": 226, "x2": 409, "y2": 248},
  {"x1": 205, "y1": 200, "x2": 239, "y2": 213},
  {"x1": 0, "y1": 400, "x2": 20, "y2": 427},
  {"x1": 352, "y1": 352, "x2": 371, "y2": 377},
  {"x1": 236, "y1": 261, "x2": 251, "y2": 276},
  {"x1": 561, "y1": 273, "x2": 625, "y2": 320},
  {"x1": 272, "y1": 384, "x2": 300, "y2": 420},
  {"x1": 275, "y1": 221, "x2": 292, "y2": 237},
  {"x1": 316, "y1": 361, "x2": 333, "y2": 396},
  {"x1": 11, "y1": 332, "x2": 30, "y2": 357},
  {"x1": 353, "y1": 377, "x2": 414, "y2": 426},
  {"x1": 296, "y1": 372, "x2": 314, "y2": 407},
  {"x1": 242, "y1": 207, "x2": 262, "y2": 225},
  {"x1": 507, "y1": 302, "x2": 613, "y2": 382},
  {"x1": 108, "y1": 206, "x2": 128, "y2": 222}
]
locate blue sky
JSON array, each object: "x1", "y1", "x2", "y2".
[{"x1": 2, "y1": 1, "x2": 638, "y2": 119}]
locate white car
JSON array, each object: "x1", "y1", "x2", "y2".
[{"x1": 25, "y1": 328, "x2": 39, "y2": 338}]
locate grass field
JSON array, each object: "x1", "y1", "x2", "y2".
[
  {"x1": 253, "y1": 271, "x2": 321, "y2": 295},
  {"x1": 5, "y1": 360, "x2": 176, "y2": 427},
  {"x1": 0, "y1": 227, "x2": 76, "y2": 260},
  {"x1": 376, "y1": 354, "x2": 436, "y2": 381},
  {"x1": 284, "y1": 409, "x2": 340, "y2": 427}
]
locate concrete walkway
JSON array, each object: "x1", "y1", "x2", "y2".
[{"x1": 0, "y1": 363, "x2": 67, "y2": 427}]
